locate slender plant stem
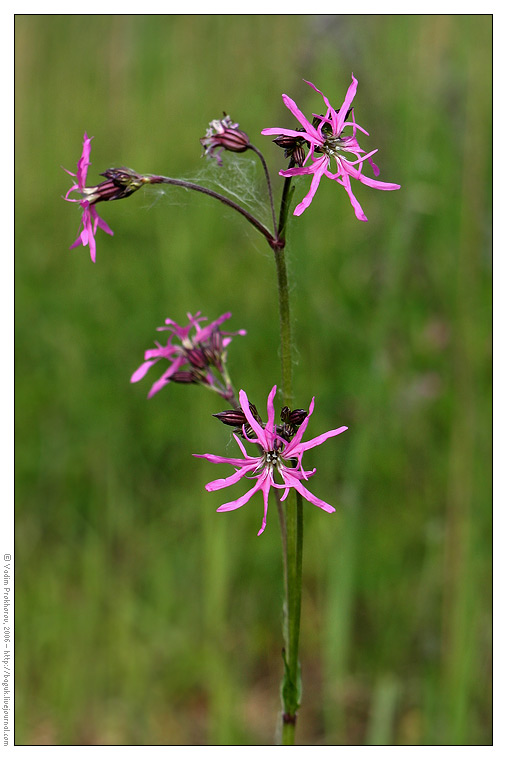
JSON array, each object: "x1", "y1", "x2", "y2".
[
  {"x1": 270, "y1": 168, "x2": 304, "y2": 744},
  {"x1": 248, "y1": 144, "x2": 278, "y2": 238},
  {"x1": 273, "y1": 244, "x2": 294, "y2": 410},
  {"x1": 277, "y1": 160, "x2": 296, "y2": 244},
  {"x1": 281, "y1": 490, "x2": 303, "y2": 745},
  {"x1": 146, "y1": 174, "x2": 275, "y2": 245}
]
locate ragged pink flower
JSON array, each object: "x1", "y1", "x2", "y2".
[
  {"x1": 130, "y1": 311, "x2": 246, "y2": 400},
  {"x1": 194, "y1": 385, "x2": 348, "y2": 536},
  {"x1": 64, "y1": 133, "x2": 114, "y2": 263},
  {"x1": 262, "y1": 75, "x2": 400, "y2": 221}
]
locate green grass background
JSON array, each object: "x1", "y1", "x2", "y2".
[{"x1": 15, "y1": 14, "x2": 491, "y2": 745}]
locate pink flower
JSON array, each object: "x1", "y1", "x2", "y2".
[
  {"x1": 130, "y1": 311, "x2": 246, "y2": 399},
  {"x1": 261, "y1": 75, "x2": 400, "y2": 221},
  {"x1": 64, "y1": 133, "x2": 114, "y2": 262},
  {"x1": 194, "y1": 385, "x2": 348, "y2": 536}
]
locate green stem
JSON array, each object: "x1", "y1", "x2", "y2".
[
  {"x1": 273, "y1": 245, "x2": 294, "y2": 410},
  {"x1": 248, "y1": 144, "x2": 278, "y2": 238},
  {"x1": 277, "y1": 160, "x2": 296, "y2": 243},
  {"x1": 281, "y1": 490, "x2": 303, "y2": 745},
  {"x1": 270, "y1": 170, "x2": 304, "y2": 744},
  {"x1": 146, "y1": 174, "x2": 275, "y2": 246}
]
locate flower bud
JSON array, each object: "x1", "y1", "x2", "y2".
[
  {"x1": 288, "y1": 409, "x2": 308, "y2": 426},
  {"x1": 81, "y1": 167, "x2": 150, "y2": 205},
  {"x1": 171, "y1": 370, "x2": 199, "y2": 384},
  {"x1": 278, "y1": 406, "x2": 308, "y2": 441},
  {"x1": 200, "y1": 115, "x2": 250, "y2": 165},
  {"x1": 213, "y1": 402, "x2": 263, "y2": 440},
  {"x1": 272, "y1": 132, "x2": 308, "y2": 167},
  {"x1": 185, "y1": 347, "x2": 208, "y2": 369},
  {"x1": 213, "y1": 410, "x2": 249, "y2": 428}
]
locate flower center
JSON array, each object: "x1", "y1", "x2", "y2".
[
  {"x1": 264, "y1": 449, "x2": 280, "y2": 468},
  {"x1": 322, "y1": 135, "x2": 348, "y2": 158},
  {"x1": 264, "y1": 450, "x2": 283, "y2": 470}
]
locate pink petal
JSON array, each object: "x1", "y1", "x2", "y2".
[
  {"x1": 88, "y1": 233, "x2": 97, "y2": 263},
  {"x1": 303, "y1": 80, "x2": 337, "y2": 132},
  {"x1": 146, "y1": 356, "x2": 186, "y2": 398},
  {"x1": 195, "y1": 311, "x2": 231, "y2": 342},
  {"x1": 231, "y1": 433, "x2": 250, "y2": 459},
  {"x1": 284, "y1": 396, "x2": 315, "y2": 454},
  {"x1": 293, "y1": 157, "x2": 328, "y2": 216},
  {"x1": 280, "y1": 164, "x2": 318, "y2": 178},
  {"x1": 90, "y1": 206, "x2": 114, "y2": 236},
  {"x1": 340, "y1": 173, "x2": 368, "y2": 221},
  {"x1": 76, "y1": 133, "x2": 93, "y2": 188},
  {"x1": 261, "y1": 127, "x2": 314, "y2": 140},
  {"x1": 280, "y1": 93, "x2": 323, "y2": 143},
  {"x1": 355, "y1": 173, "x2": 401, "y2": 192},
  {"x1": 204, "y1": 463, "x2": 258, "y2": 491},
  {"x1": 257, "y1": 477, "x2": 272, "y2": 536},
  {"x1": 146, "y1": 375, "x2": 170, "y2": 398},
  {"x1": 265, "y1": 385, "x2": 277, "y2": 434},
  {"x1": 193, "y1": 450, "x2": 258, "y2": 469},
  {"x1": 289, "y1": 426, "x2": 348, "y2": 458},
  {"x1": 367, "y1": 156, "x2": 380, "y2": 177},
  {"x1": 283, "y1": 471, "x2": 336, "y2": 513},
  {"x1": 130, "y1": 359, "x2": 158, "y2": 383},
  {"x1": 215, "y1": 475, "x2": 266, "y2": 512},
  {"x1": 95, "y1": 214, "x2": 114, "y2": 236},
  {"x1": 239, "y1": 389, "x2": 267, "y2": 448},
  {"x1": 345, "y1": 148, "x2": 379, "y2": 167},
  {"x1": 334, "y1": 74, "x2": 358, "y2": 136}
]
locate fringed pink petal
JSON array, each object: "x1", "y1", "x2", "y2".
[{"x1": 293, "y1": 157, "x2": 328, "y2": 216}]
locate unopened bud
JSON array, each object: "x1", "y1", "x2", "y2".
[
  {"x1": 280, "y1": 406, "x2": 307, "y2": 425},
  {"x1": 171, "y1": 370, "x2": 200, "y2": 384},
  {"x1": 272, "y1": 132, "x2": 308, "y2": 167},
  {"x1": 81, "y1": 167, "x2": 150, "y2": 205},
  {"x1": 213, "y1": 410, "x2": 248, "y2": 428},
  {"x1": 213, "y1": 402, "x2": 262, "y2": 440},
  {"x1": 185, "y1": 347, "x2": 208, "y2": 369},
  {"x1": 278, "y1": 406, "x2": 308, "y2": 441},
  {"x1": 288, "y1": 409, "x2": 308, "y2": 426}
]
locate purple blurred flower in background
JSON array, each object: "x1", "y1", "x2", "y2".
[{"x1": 131, "y1": 311, "x2": 246, "y2": 400}]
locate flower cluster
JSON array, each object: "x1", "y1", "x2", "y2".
[
  {"x1": 130, "y1": 311, "x2": 246, "y2": 400},
  {"x1": 195, "y1": 385, "x2": 347, "y2": 536},
  {"x1": 262, "y1": 75, "x2": 400, "y2": 220}
]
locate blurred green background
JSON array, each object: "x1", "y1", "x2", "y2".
[{"x1": 15, "y1": 15, "x2": 491, "y2": 745}]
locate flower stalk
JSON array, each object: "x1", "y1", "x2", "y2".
[
  {"x1": 145, "y1": 175, "x2": 276, "y2": 245},
  {"x1": 271, "y1": 172, "x2": 301, "y2": 742},
  {"x1": 64, "y1": 75, "x2": 397, "y2": 745}
]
